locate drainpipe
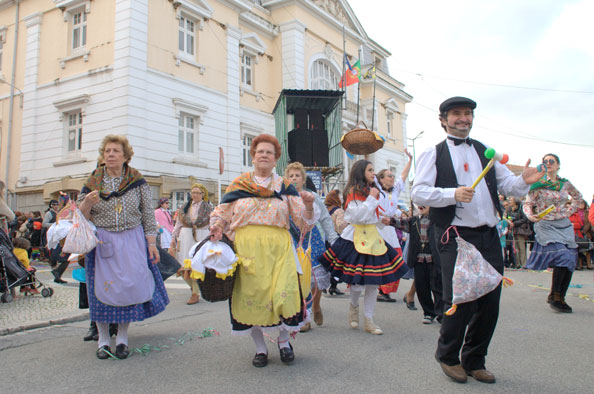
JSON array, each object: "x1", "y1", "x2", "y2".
[{"x1": 4, "y1": 0, "x2": 20, "y2": 205}]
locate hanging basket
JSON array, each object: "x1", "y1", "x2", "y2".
[{"x1": 341, "y1": 122, "x2": 385, "y2": 155}]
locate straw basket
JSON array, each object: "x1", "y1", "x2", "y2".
[
  {"x1": 341, "y1": 123, "x2": 384, "y2": 155},
  {"x1": 193, "y1": 235, "x2": 237, "y2": 302},
  {"x1": 198, "y1": 268, "x2": 236, "y2": 302}
]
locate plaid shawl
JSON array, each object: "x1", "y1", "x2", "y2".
[
  {"x1": 221, "y1": 172, "x2": 298, "y2": 204},
  {"x1": 81, "y1": 164, "x2": 146, "y2": 201}
]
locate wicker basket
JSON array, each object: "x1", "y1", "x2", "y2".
[
  {"x1": 198, "y1": 268, "x2": 236, "y2": 302},
  {"x1": 192, "y1": 235, "x2": 237, "y2": 302},
  {"x1": 341, "y1": 124, "x2": 384, "y2": 155}
]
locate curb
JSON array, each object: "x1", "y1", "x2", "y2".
[{"x1": 0, "y1": 312, "x2": 90, "y2": 337}]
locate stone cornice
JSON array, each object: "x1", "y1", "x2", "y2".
[{"x1": 239, "y1": 11, "x2": 279, "y2": 38}]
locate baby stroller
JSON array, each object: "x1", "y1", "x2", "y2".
[{"x1": 0, "y1": 229, "x2": 53, "y2": 303}]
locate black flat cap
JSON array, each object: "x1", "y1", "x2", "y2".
[{"x1": 439, "y1": 96, "x2": 476, "y2": 114}]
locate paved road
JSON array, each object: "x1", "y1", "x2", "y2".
[{"x1": 1, "y1": 267, "x2": 593, "y2": 394}]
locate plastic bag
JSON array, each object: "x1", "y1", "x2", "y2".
[
  {"x1": 47, "y1": 220, "x2": 73, "y2": 250},
  {"x1": 445, "y1": 232, "x2": 513, "y2": 316},
  {"x1": 62, "y1": 207, "x2": 99, "y2": 254}
]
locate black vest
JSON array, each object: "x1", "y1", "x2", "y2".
[{"x1": 429, "y1": 139, "x2": 502, "y2": 229}]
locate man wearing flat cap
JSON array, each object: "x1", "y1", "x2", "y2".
[{"x1": 412, "y1": 97, "x2": 543, "y2": 384}]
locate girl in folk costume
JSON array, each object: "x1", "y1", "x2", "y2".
[
  {"x1": 375, "y1": 150, "x2": 413, "y2": 302},
  {"x1": 169, "y1": 183, "x2": 213, "y2": 305},
  {"x1": 154, "y1": 198, "x2": 174, "y2": 248},
  {"x1": 319, "y1": 160, "x2": 409, "y2": 335}
]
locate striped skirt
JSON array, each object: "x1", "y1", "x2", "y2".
[{"x1": 319, "y1": 237, "x2": 409, "y2": 286}]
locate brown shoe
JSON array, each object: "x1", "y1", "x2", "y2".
[
  {"x1": 467, "y1": 369, "x2": 496, "y2": 383},
  {"x1": 187, "y1": 293, "x2": 200, "y2": 305},
  {"x1": 313, "y1": 309, "x2": 323, "y2": 326},
  {"x1": 436, "y1": 358, "x2": 467, "y2": 383},
  {"x1": 300, "y1": 322, "x2": 311, "y2": 332}
]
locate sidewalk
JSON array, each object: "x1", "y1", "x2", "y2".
[
  {"x1": 0, "y1": 261, "x2": 191, "y2": 336},
  {"x1": 0, "y1": 262, "x2": 88, "y2": 336}
]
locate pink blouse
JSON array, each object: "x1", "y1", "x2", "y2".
[{"x1": 210, "y1": 173, "x2": 318, "y2": 241}]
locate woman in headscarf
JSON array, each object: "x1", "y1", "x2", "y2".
[{"x1": 169, "y1": 183, "x2": 213, "y2": 305}]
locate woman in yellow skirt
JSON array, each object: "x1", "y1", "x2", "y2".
[{"x1": 210, "y1": 134, "x2": 318, "y2": 368}]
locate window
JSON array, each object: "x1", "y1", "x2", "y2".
[
  {"x1": 310, "y1": 60, "x2": 339, "y2": 90},
  {"x1": 178, "y1": 114, "x2": 196, "y2": 154},
  {"x1": 173, "y1": 190, "x2": 189, "y2": 210},
  {"x1": 71, "y1": 9, "x2": 87, "y2": 51},
  {"x1": 242, "y1": 134, "x2": 254, "y2": 167},
  {"x1": 178, "y1": 15, "x2": 196, "y2": 57},
  {"x1": 241, "y1": 54, "x2": 253, "y2": 88},
  {"x1": 386, "y1": 111, "x2": 394, "y2": 138},
  {"x1": 67, "y1": 111, "x2": 83, "y2": 153}
]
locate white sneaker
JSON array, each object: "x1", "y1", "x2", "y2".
[{"x1": 422, "y1": 315, "x2": 434, "y2": 324}]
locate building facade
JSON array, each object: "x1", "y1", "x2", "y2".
[{"x1": 0, "y1": 0, "x2": 412, "y2": 212}]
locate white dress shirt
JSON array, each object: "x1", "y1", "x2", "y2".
[{"x1": 412, "y1": 137, "x2": 530, "y2": 228}]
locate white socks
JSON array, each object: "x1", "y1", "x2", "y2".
[
  {"x1": 97, "y1": 322, "x2": 110, "y2": 348},
  {"x1": 97, "y1": 322, "x2": 130, "y2": 347},
  {"x1": 363, "y1": 285, "x2": 378, "y2": 318},
  {"x1": 116, "y1": 323, "x2": 129, "y2": 346},
  {"x1": 278, "y1": 328, "x2": 290, "y2": 349},
  {"x1": 350, "y1": 284, "x2": 378, "y2": 318},
  {"x1": 251, "y1": 327, "x2": 268, "y2": 355}
]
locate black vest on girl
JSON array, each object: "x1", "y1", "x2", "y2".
[{"x1": 429, "y1": 139, "x2": 502, "y2": 229}]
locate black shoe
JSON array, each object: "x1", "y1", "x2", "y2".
[
  {"x1": 279, "y1": 343, "x2": 295, "y2": 364},
  {"x1": 328, "y1": 287, "x2": 344, "y2": 296},
  {"x1": 53, "y1": 278, "x2": 67, "y2": 284},
  {"x1": 252, "y1": 353, "x2": 268, "y2": 367},
  {"x1": 403, "y1": 295, "x2": 417, "y2": 310},
  {"x1": 115, "y1": 344, "x2": 130, "y2": 359},
  {"x1": 109, "y1": 323, "x2": 118, "y2": 337},
  {"x1": 550, "y1": 300, "x2": 572, "y2": 313},
  {"x1": 96, "y1": 345, "x2": 111, "y2": 360},
  {"x1": 84, "y1": 322, "x2": 99, "y2": 341},
  {"x1": 377, "y1": 293, "x2": 396, "y2": 303}
]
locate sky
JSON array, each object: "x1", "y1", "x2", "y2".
[{"x1": 347, "y1": 0, "x2": 594, "y2": 201}]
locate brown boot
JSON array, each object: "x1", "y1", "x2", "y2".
[{"x1": 187, "y1": 293, "x2": 200, "y2": 305}]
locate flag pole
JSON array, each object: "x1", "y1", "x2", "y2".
[
  {"x1": 371, "y1": 68, "x2": 377, "y2": 130},
  {"x1": 356, "y1": 48, "x2": 361, "y2": 123},
  {"x1": 342, "y1": 26, "x2": 346, "y2": 110}
]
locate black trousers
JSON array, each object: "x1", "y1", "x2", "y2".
[
  {"x1": 434, "y1": 225, "x2": 503, "y2": 370},
  {"x1": 413, "y1": 258, "x2": 443, "y2": 319}
]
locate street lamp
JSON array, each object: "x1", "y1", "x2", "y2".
[
  {"x1": 407, "y1": 130, "x2": 424, "y2": 170},
  {"x1": 0, "y1": 73, "x2": 23, "y2": 108}
]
